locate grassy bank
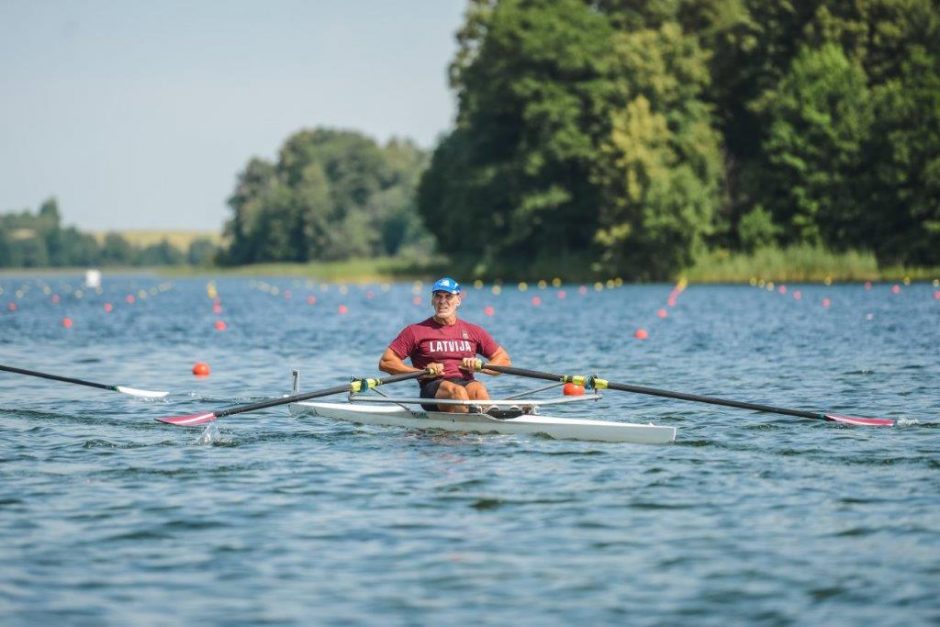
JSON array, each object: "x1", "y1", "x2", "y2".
[
  {"x1": 159, "y1": 257, "x2": 447, "y2": 282},
  {"x1": 684, "y1": 246, "x2": 940, "y2": 283},
  {"x1": 5, "y1": 247, "x2": 937, "y2": 284}
]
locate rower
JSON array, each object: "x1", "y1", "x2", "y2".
[{"x1": 378, "y1": 277, "x2": 512, "y2": 412}]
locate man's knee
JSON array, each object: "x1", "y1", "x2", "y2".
[
  {"x1": 466, "y1": 382, "x2": 489, "y2": 400},
  {"x1": 438, "y1": 381, "x2": 470, "y2": 400}
]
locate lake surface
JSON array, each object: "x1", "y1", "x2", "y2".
[{"x1": 1, "y1": 274, "x2": 938, "y2": 625}]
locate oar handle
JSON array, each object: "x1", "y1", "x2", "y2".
[
  {"x1": 0, "y1": 363, "x2": 114, "y2": 391},
  {"x1": 479, "y1": 364, "x2": 591, "y2": 387}
]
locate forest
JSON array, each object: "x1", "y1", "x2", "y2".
[{"x1": 3, "y1": 0, "x2": 937, "y2": 280}]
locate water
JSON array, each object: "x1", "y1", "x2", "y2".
[{"x1": 1, "y1": 275, "x2": 938, "y2": 625}]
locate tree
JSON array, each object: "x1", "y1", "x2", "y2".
[
  {"x1": 420, "y1": 0, "x2": 616, "y2": 275},
  {"x1": 592, "y1": 22, "x2": 723, "y2": 277},
  {"x1": 221, "y1": 129, "x2": 428, "y2": 264},
  {"x1": 753, "y1": 43, "x2": 873, "y2": 248}
]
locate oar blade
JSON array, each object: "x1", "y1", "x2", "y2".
[
  {"x1": 116, "y1": 385, "x2": 169, "y2": 399},
  {"x1": 824, "y1": 413, "x2": 895, "y2": 427},
  {"x1": 157, "y1": 412, "x2": 218, "y2": 427}
]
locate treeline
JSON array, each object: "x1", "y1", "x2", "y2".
[
  {"x1": 219, "y1": 129, "x2": 433, "y2": 264},
  {"x1": 0, "y1": 199, "x2": 217, "y2": 268},
  {"x1": 418, "y1": 0, "x2": 939, "y2": 279}
]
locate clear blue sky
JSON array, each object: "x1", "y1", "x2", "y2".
[{"x1": 0, "y1": 0, "x2": 465, "y2": 231}]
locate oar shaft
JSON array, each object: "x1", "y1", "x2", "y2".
[
  {"x1": 0, "y1": 363, "x2": 114, "y2": 391},
  {"x1": 600, "y1": 381, "x2": 819, "y2": 420},
  {"x1": 215, "y1": 370, "x2": 426, "y2": 418},
  {"x1": 485, "y1": 364, "x2": 819, "y2": 419}
]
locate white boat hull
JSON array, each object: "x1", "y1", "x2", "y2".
[{"x1": 289, "y1": 401, "x2": 676, "y2": 444}]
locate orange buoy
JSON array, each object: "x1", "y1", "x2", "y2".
[
  {"x1": 338, "y1": 304, "x2": 348, "y2": 314},
  {"x1": 192, "y1": 362, "x2": 210, "y2": 376},
  {"x1": 557, "y1": 290, "x2": 567, "y2": 299},
  {"x1": 778, "y1": 285, "x2": 787, "y2": 295},
  {"x1": 62, "y1": 317, "x2": 73, "y2": 328},
  {"x1": 891, "y1": 284, "x2": 901, "y2": 294},
  {"x1": 531, "y1": 296, "x2": 542, "y2": 306},
  {"x1": 793, "y1": 290, "x2": 802, "y2": 300},
  {"x1": 125, "y1": 294, "x2": 136, "y2": 304},
  {"x1": 214, "y1": 320, "x2": 227, "y2": 331},
  {"x1": 656, "y1": 308, "x2": 668, "y2": 319},
  {"x1": 484, "y1": 305, "x2": 495, "y2": 316},
  {"x1": 634, "y1": 328, "x2": 649, "y2": 340},
  {"x1": 103, "y1": 303, "x2": 113, "y2": 312},
  {"x1": 563, "y1": 382, "x2": 585, "y2": 396}
]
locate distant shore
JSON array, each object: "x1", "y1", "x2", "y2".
[{"x1": 2, "y1": 248, "x2": 937, "y2": 284}]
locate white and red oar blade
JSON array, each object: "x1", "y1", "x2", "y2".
[
  {"x1": 824, "y1": 413, "x2": 895, "y2": 427},
  {"x1": 116, "y1": 385, "x2": 169, "y2": 399},
  {"x1": 157, "y1": 412, "x2": 217, "y2": 427}
]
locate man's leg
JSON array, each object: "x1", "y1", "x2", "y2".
[{"x1": 435, "y1": 380, "x2": 471, "y2": 413}]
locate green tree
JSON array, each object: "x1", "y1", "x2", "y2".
[
  {"x1": 421, "y1": 0, "x2": 616, "y2": 274},
  {"x1": 593, "y1": 22, "x2": 723, "y2": 277},
  {"x1": 754, "y1": 43, "x2": 873, "y2": 248},
  {"x1": 222, "y1": 129, "x2": 428, "y2": 264}
]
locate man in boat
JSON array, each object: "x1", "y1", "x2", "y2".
[{"x1": 379, "y1": 277, "x2": 511, "y2": 413}]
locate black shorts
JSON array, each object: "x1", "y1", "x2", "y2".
[{"x1": 419, "y1": 377, "x2": 473, "y2": 411}]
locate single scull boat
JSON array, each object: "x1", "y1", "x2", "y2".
[{"x1": 288, "y1": 394, "x2": 676, "y2": 444}]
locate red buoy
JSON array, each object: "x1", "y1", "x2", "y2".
[
  {"x1": 531, "y1": 296, "x2": 542, "y2": 306},
  {"x1": 306, "y1": 295, "x2": 317, "y2": 305},
  {"x1": 563, "y1": 382, "x2": 585, "y2": 396},
  {"x1": 634, "y1": 328, "x2": 649, "y2": 340},
  {"x1": 484, "y1": 305, "x2": 495, "y2": 316},
  {"x1": 192, "y1": 362, "x2": 210, "y2": 376},
  {"x1": 656, "y1": 308, "x2": 668, "y2": 319},
  {"x1": 822, "y1": 297, "x2": 831, "y2": 309},
  {"x1": 103, "y1": 303, "x2": 113, "y2": 312},
  {"x1": 214, "y1": 320, "x2": 227, "y2": 331},
  {"x1": 62, "y1": 317, "x2": 73, "y2": 328},
  {"x1": 338, "y1": 304, "x2": 349, "y2": 314}
]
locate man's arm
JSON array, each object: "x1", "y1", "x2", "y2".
[
  {"x1": 484, "y1": 346, "x2": 511, "y2": 374},
  {"x1": 379, "y1": 347, "x2": 417, "y2": 375},
  {"x1": 380, "y1": 348, "x2": 443, "y2": 378}
]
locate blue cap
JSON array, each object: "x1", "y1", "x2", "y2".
[{"x1": 431, "y1": 277, "x2": 461, "y2": 294}]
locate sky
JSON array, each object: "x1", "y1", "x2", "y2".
[{"x1": 0, "y1": 0, "x2": 466, "y2": 231}]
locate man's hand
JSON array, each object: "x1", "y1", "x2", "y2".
[
  {"x1": 460, "y1": 357, "x2": 483, "y2": 372},
  {"x1": 426, "y1": 362, "x2": 445, "y2": 377}
]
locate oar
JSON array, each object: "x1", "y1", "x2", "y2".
[
  {"x1": 0, "y1": 363, "x2": 169, "y2": 399},
  {"x1": 156, "y1": 370, "x2": 428, "y2": 427},
  {"x1": 476, "y1": 363, "x2": 895, "y2": 427}
]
